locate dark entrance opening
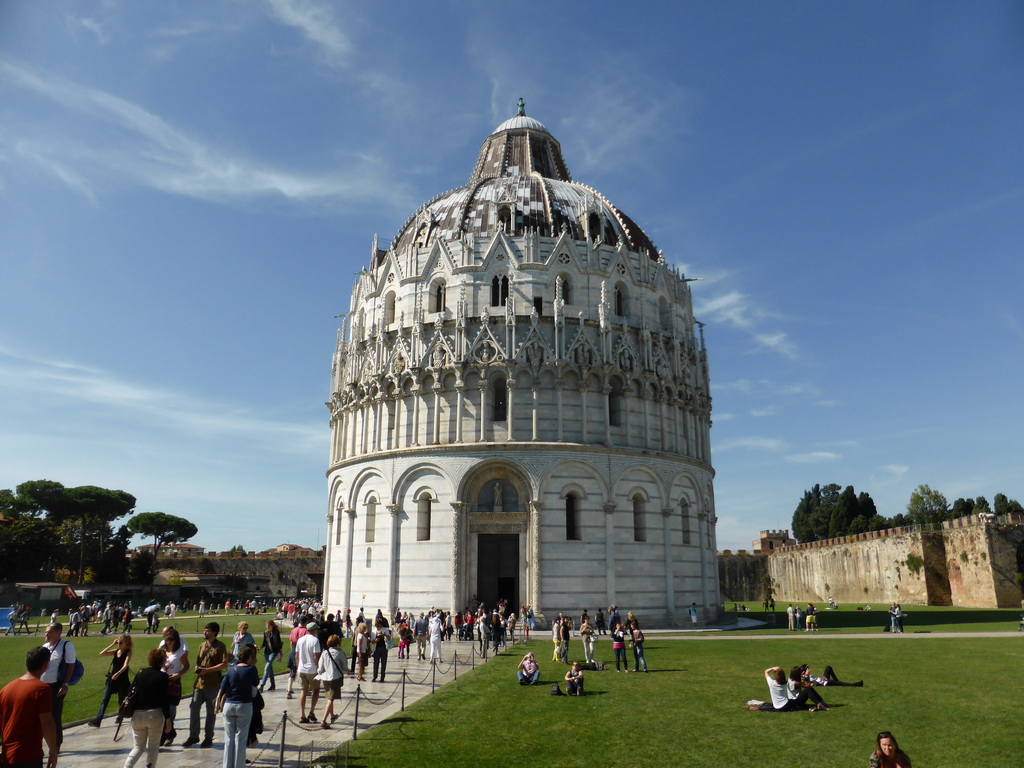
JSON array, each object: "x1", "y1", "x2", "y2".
[{"x1": 477, "y1": 534, "x2": 518, "y2": 610}]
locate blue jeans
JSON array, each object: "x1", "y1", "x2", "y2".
[
  {"x1": 517, "y1": 669, "x2": 540, "y2": 684},
  {"x1": 260, "y1": 652, "x2": 278, "y2": 689},
  {"x1": 632, "y1": 644, "x2": 647, "y2": 672},
  {"x1": 93, "y1": 677, "x2": 127, "y2": 722},
  {"x1": 613, "y1": 646, "x2": 628, "y2": 671},
  {"x1": 222, "y1": 701, "x2": 253, "y2": 768}
]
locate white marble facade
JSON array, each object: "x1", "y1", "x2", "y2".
[{"x1": 324, "y1": 108, "x2": 719, "y2": 626}]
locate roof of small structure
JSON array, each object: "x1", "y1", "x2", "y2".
[{"x1": 388, "y1": 104, "x2": 658, "y2": 259}]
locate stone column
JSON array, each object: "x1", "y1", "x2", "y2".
[
  {"x1": 477, "y1": 382, "x2": 488, "y2": 442},
  {"x1": 343, "y1": 508, "x2": 356, "y2": 613},
  {"x1": 697, "y1": 510, "x2": 710, "y2": 612},
  {"x1": 375, "y1": 395, "x2": 386, "y2": 452},
  {"x1": 624, "y1": 391, "x2": 633, "y2": 448},
  {"x1": 529, "y1": 500, "x2": 543, "y2": 613},
  {"x1": 507, "y1": 377, "x2": 516, "y2": 441},
  {"x1": 641, "y1": 392, "x2": 651, "y2": 450},
  {"x1": 386, "y1": 504, "x2": 402, "y2": 617},
  {"x1": 604, "y1": 503, "x2": 617, "y2": 607},
  {"x1": 393, "y1": 393, "x2": 403, "y2": 449},
  {"x1": 579, "y1": 383, "x2": 589, "y2": 443},
  {"x1": 661, "y1": 507, "x2": 675, "y2": 620},
  {"x1": 451, "y1": 502, "x2": 467, "y2": 611},
  {"x1": 412, "y1": 385, "x2": 422, "y2": 446},
  {"x1": 555, "y1": 381, "x2": 565, "y2": 441},
  {"x1": 324, "y1": 510, "x2": 335, "y2": 607},
  {"x1": 602, "y1": 386, "x2": 612, "y2": 446},
  {"x1": 531, "y1": 385, "x2": 539, "y2": 441},
  {"x1": 455, "y1": 384, "x2": 465, "y2": 443},
  {"x1": 658, "y1": 395, "x2": 668, "y2": 452},
  {"x1": 349, "y1": 405, "x2": 358, "y2": 457},
  {"x1": 432, "y1": 385, "x2": 443, "y2": 445}
]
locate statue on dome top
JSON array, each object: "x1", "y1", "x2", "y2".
[{"x1": 517, "y1": 97, "x2": 526, "y2": 116}]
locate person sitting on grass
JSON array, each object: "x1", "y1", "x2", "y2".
[
  {"x1": 517, "y1": 653, "x2": 540, "y2": 685},
  {"x1": 870, "y1": 731, "x2": 912, "y2": 767},
  {"x1": 800, "y1": 664, "x2": 863, "y2": 687},
  {"x1": 564, "y1": 661, "x2": 584, "y2": 696},
  {"x1": 763, "y1": 666, "x2": 829, "y2": 711}
]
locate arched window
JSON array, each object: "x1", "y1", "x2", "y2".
[
  {"x1": 365, "y1": 497, "x2": 377, "y2": 543},
  {"x1": 614, "y1": 286, "x2": 626, "y2": 317},
  {"x1": 497, "y1": 206, "x2": 513, "y2": 233},
  {"x1": 431, "y1": 280, "x2": 447, "y2": 313},
  {"x1": 565, "y1": 493, "x2": 580, "y2": 540},
  {"x1": 415, "y1": 223, "x2": 429, "y2": 247},
  {"x1": 588, "y1": 212, "x2": 601, "y2": 242},
  {"x1": 491, "y1": 275, "x2": 509, "y2": 306},
  {"x1": 384, "y1": 292, "x2": 397, "y2": 326},
  {"x1": 417, "y1": 493, "x2": 432, "y2": 541},
  {"x1": 633, "y1": 495, "x2": 646, "y2": 542},
  {"x1": 557, "y1": 274, "x2": 572, "y2": 305},
  {"x1": 608, "y1": 381, "x2": 623, "y2": 427},
  {"x1": 365, "y1": 547, "x2": 372, "y2": 568},
  {"x1": 492, "y1": 377, "x2": 507, "y2": 422}
]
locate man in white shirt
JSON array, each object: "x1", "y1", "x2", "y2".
[
  {"x1": 295, "y1": 623, "x2": 322, "y2": 724},
  {"x1": 41, "y1": 622, "x2": 76, "y2": 752},
  {"x1": 427, "y1": 612, "x2": 443, "y2": 661}
]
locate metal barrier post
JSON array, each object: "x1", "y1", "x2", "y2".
[
  {"x1": 401, "y1": 669, "x2": 406, "y2": 712},
  {"x1": 278, "y1": 712, "x2": 286, "y2": 768},
  {"x1": 453, "y1": 652, "x2": 458, "y2": 681},
  {"x1": 352, "y1": 685, "x2": 361, "y2": 740},
  {"x1": 471, "y1": 645, "x2": 476, "y2": 670},
  {"x1": 431, "y1": 660, "x2": 436, "y2": 693}
]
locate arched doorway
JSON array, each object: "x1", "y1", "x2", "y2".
[{"x1": 458, "y1": 461, "x2": 532, "y2": 611}]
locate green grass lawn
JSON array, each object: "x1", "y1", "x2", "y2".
[
  {"x1": 713, "y1": 602, "x2": 1024, "y2": 634},
  {"x1": 0, "y1": 622, "x2": 291, "y2": 724},
  {"x1": 339, "y1": 636, "x2": 1023, "y2": 768}
]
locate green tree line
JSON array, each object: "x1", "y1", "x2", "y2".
[
  {"x1": 0, "y1": 479, "x2": 199, "y2": 584},
  {"x1": 791, "y1": 483, "x2": 1023, "y2": 544}
]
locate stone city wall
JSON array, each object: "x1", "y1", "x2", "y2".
[
  {"x1": 717, "y1": 551, "x2": 767, "y2": 602},
  {"x1": 759, "y1": 515, "x2": 1024, "y2": 608}
]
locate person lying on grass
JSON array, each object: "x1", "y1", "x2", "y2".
[
  {"x1": 764, "y1": 666, "x2": 830, "y2": 711},
  {"x1": 799, "y1": 664, "x2": 863, "y2": 687}
]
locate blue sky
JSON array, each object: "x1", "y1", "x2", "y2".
[{"x1": 1, "y1": 1, "x2": 1022, "y2": 553}]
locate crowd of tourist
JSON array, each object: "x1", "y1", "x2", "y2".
[{"x1": 0, "y1": 598, "x2": 911, "y2": 768}]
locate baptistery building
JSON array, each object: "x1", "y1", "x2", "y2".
[{"x1": 324, "y1": 104, "x2": 719, "y2": 625}]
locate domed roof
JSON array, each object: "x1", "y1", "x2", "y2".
[
  {"x1": 490, "y1": 115, "x2": 550, "y2": 134},
  {"x1": 388, "y1": 104, "x2": 657, "y2": 259}
]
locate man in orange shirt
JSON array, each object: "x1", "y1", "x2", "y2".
[{"x1": 0, "y1": 646, "x2": 58, "y2": 768}]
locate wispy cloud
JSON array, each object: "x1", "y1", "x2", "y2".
[
  {"x1": 695, "y1": 291, "x2": 798, "y2": 359},
  {"x1": 876, "y1": 464, "x2": 910, "y2": 480},
  {"x1": 750, "y1": 406, "x2": 776, "y2": 417},
  {"x1": 715, "y1": 378, "x2": 814, "y2": 398},
  {"x1": 1, "y1": 60, "x2": 410, "y2": 209},
  {"x1": 66, "y1": 15, "x2": 110, "y2": 44},
  {"x1": 0, "y1": 347, "x2": 322, "y2": 457},
  {"x1": 715, "y1": 437, "x2": 785, "y2": 453},
  {"x1": 266, "y1": 0, "x2": 352, "y2": 67},
  {"x1": 785, "y1": 451, "x2": 840, "y2": 464}
]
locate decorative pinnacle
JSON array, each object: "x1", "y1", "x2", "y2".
[{"x1": 517, "y1": 97, "x2": 526, "y2": 116}]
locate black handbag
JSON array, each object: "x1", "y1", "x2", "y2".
[{"x1": 117, "y1": 682, "x2": 138, "y2": 719}]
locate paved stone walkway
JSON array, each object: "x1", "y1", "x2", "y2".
[{"x1": 54, "y1": 642, "x2": 502, "y2": 768}]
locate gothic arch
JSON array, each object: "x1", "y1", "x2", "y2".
[{"x1": 459, "y1": 459, "x2": 534, "y2": 508}]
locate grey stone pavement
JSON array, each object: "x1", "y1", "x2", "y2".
[{"x1": 53, "y1": 639, "x2": 504, "y2": 768}]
